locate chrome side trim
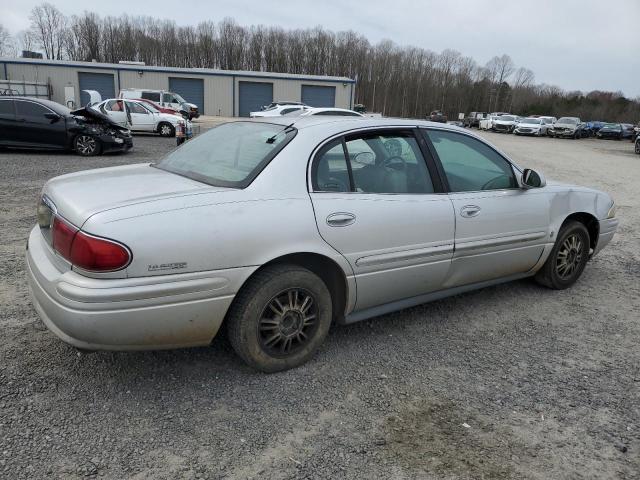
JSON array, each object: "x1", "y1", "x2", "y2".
[
  {"x1": 342, "y1": 272, "x2": 532, "y2": 325},
  {"x1": 455, "y1": 231, "x2": 547, "y2": 254},
  {"x1": 355, "y1": 244, "x2": 454, "y2": 267}
]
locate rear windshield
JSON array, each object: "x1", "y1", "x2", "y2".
[{"x1": 155, "y1": 121, "x2": 296, "y2": 188}]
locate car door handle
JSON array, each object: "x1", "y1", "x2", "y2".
[
  {"x1": 326, "y1": 212, "x2": 356, "y2": 227},
  {"x1": 460, "y1": 205, "x2": 481, "y2": 218}
]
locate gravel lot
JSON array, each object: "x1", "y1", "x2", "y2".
[{"x1": 1, "y1": 126, "x2": 638, "y2": 480}]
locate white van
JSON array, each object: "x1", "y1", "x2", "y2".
[{"x1": 119, "y1": 89, "x2": 199, "y2": 119}]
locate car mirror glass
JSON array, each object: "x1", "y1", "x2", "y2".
[
  {"x1": 352, "y1": 151, "x2": 375, "y2": 166},
  {"x1": 522, "y1": 168, "x2": 545, "y2": 188}
]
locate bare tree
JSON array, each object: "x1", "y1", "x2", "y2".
[
  {"x1": 0, "y1": 24, "x2": 16, "y2": 57},
  {"x1": 29, "y1": 3, "x2": 67, "y2": 59}
]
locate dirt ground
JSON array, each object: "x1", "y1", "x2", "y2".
[{"x1": 0, "y1": 127, "x2": 638, "y2": 480}]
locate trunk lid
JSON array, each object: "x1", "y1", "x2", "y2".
[{"x1": 42, "y1": 163, "x2": 225, "y2": 227}]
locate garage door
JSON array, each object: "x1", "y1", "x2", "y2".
[
  {"x1": 169, "y1": 77, "x2": 205, "y2": 114},
  {"x1": 239, "y1": 82, "x2": 273, "y2": 117},
  {"x1": 78, "y1": 72, "x2": 115, "y2": 106},
  {"x1": 301, "y1": 85, "x2": 336, "y2": 108}
]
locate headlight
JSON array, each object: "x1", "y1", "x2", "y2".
[{"x1": 607, "y1": 201, "x2": 616, "y2": 219}]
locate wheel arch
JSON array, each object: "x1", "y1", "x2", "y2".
[
  {"x1": 225, "y1": 252, "x2": 351, "y2": 326},
  {"x1": 560, "y1": 212, "x2": 599, "y2": 251}
]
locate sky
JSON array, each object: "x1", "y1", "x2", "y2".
[{"x1": 2, "y1": 0, "x2": 639, "y2": 97}]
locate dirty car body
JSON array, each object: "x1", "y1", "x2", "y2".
[{"x1": 26, "y1": 117, "x2": 619, "y2": 371}]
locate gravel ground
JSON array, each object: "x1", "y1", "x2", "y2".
[{"x1": 1, "y1": 128, "x2": 639, "y2": 480}]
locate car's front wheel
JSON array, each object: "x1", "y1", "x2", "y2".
[
  {"x1": 635, "y1": 141, "x2": 640, "y2": 154},
  {"x1": 535, "y1": 221, "x2": 590, "y2": 290},
  {"x1": 74, "y1": 135, "x2": 101, "y2": 156},
  {"x1": 158, "y1": 122, "x2": 175, "y2": 137},
  {"x1": 226, "y1": 264, "x2": 333, "y2": 372}
]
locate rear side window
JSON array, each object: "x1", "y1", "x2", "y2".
[
  {"x1": 156, "y1": 122, "x2": 296, "y2": 188},
  {"x1": 0, "y1": 99, "x2": 14, "y2": 118},
  {"x1": 312, "y1": 139, "x2": 351, "y2": 192},
  {"x1": 16, "y1": 101, "x2": 51, "y2": 118},
  {"x1": 312, "y1": 130, "x2": 435, "y2": 194},
  {"x1": 141, "y1": 91, "x2": 161, "y2": 102}
]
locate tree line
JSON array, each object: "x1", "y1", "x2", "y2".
[{"x1": 1, "y1": 3, "x2": 638, "y2": 122}]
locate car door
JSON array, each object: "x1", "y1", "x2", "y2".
[
  {"x1": 125, "y1": 101, "x2": 156, "y2": 131},
  {"x1": 309, "y1": 128, "x2": 455, "y2": 311},
  {"x1": 0, "y1": 99, "x2": 16, "y2": 145},
  {"x1": 14, "y1": 100, "x2": 68, "y2": 148},
  {"x1": 422, "y1": 128, "x2": 551, "y2": 288},
  {"x1": 100, "y1": 99, "x2": 128, "y2": 127}
]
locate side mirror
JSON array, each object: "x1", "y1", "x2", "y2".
[
  {"x1": 352, "y1": 151, "x2": 375, "y2": 166},
  {"x1": 44, "y1": 112, "x2": 60, "y2": 122},
  {"x1": 522, "y1": 168, "x2": 546, "y2": 189}
]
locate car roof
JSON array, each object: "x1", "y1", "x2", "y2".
[{"x1": 0, "y1": 96, "x2": 71, "y2": 114}]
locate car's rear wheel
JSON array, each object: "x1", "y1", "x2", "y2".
[
  {"x1": 158, "y1": 122, "x2": 175, "y2": 137},
  {"x1": 535, "y1": 221, "x2": 590, "y2": 290},
  {"x1": 226, "y1": 264, "x2": 332, "y2": 372},
  {"x1": 635, "y1": 141, "x2": 640, "y2": 154},
  {"x1": 74, "y1": 135, "x2": 101, "y2": 156}
]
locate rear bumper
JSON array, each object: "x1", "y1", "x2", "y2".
[
  {"x1": 594, "y1": 218, "x2": 619, "y2": 256},
  {"x1": 26, "y1": 226, "x2": 254, "y2": 351}
]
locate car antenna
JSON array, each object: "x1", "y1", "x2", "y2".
[{"x1": 266, "y1": 122, "x2": 295, "y2": 144}]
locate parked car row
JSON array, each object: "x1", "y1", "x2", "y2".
[
  {"x1": 250, "y1": 101, "x2": 363, "y2": 118},
  {"x1": 467, "y1": 111, "x2": 638, "y2": 142}
]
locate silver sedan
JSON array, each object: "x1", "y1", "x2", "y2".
[{"x1": 26, "y1": 118, "x2": 619, "y2": 371}]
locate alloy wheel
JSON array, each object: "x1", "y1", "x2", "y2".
[
  {"x1": 160, "y1": 124, "x2": 172, "y2": 136},
  {"x1": 76, "y1": 135, "x2": 97, "y2": 155},
  {"x1": 258, "y1": 288, "x2": 318, "y2": 357},
  {"x1": 556, "y1": 234, "x2": 584, "y2": 280}
]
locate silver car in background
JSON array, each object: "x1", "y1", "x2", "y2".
[{"x1": 26, "y1": 118, "x2": 618, "y2": 371}]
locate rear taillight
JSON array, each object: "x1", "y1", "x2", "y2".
[{"x1": 51, "y1": 216, "x2": 131, "y2": 272}]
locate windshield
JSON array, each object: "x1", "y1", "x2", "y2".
[
  {"x1": 521, "y1": 118, "x2": 541, "y2": 125},
  {"x1": 156, "y1": 122, "x2": 296, "y2": 188},
  {"x1": 558, "y1": 117, "x2": 578, "y2": 124},
  {"x1": 498, "y1": 116, "x2": 515, "y2": 122},
  {"x1": 602, "y1": 123, "x2": 620, "y2": 129}
]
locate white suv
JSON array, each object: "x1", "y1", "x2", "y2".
[{"x1": 120, "y1": 89, "x2": 199, "y2": 119}]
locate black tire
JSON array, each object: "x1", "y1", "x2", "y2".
[
  {"x1": 226, "y1": 264, "x2": 332, "y2": 372},
  {"x1": 535, "y1": 221, "x2": 590, "y2": 290},
  {"x1": 158, "y1": 122, "x2": 175, "y2": 137},
  {"x1": 635, "y1": 141, "x2": 640, "y2": 155},
  {"x1": 74, "y1": 135, "x2": 101, "y2": 156}
]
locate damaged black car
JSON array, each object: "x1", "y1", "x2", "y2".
[{"x1": 0, "y1": 97, "x2": 132, "y2": 156}]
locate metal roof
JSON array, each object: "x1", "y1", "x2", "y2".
[{"x1": 0, "y1": 57, "x2": 356, "y2": 84}]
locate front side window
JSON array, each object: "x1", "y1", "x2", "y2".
[
  {"x1": 280, "y1": 107, "x2": 301, "y2": 115},
  {"x1": 425, "y1": 130, "x2": 517, "y2": 192},
  {"x1": 313, "y1": 131, "x2": 435, "y2": 194},
  {"x1": 156, "y1": 121, "x2": 295, "y2": 188}
]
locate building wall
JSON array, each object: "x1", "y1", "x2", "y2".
[
  {"x1": 1, "y1": 61, "x2": 354, "y2": 116},
  {"x1": 233, "y1": 76, "x2": 353, "y2": 115}
]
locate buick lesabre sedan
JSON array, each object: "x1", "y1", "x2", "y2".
[{"x1": 26, "y1": 118, "x2": 619, "y2": 372}]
